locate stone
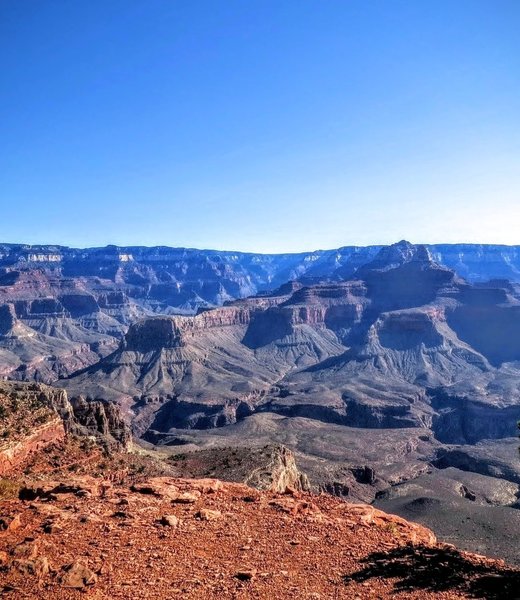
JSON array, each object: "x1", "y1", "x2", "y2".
[
  {"x1": 195, "y1": 509, "x2": 222, "y2": 521},
  {"x1": 160, "y1": 515, "x2": 179, "y2": 528},
  {"x1": 234, "y1": 569, "x2": 256, "y2": 581},
  {"x1": 12, "y1": 541, "x2": 38, "y2": 559},
  {"x1": 60, "y1": 560, "x2": 97, "y2": 588},
  {"x1": 171, "y1": 491, "x2": 200, "y2": 504},
  {"x1": 189, "y1": 479, "x2": 223, "y2": 494},
  {"x1": 0, "y1": 514, "x2": 22, "y2": 532},
  {"x1": 12, "y1": 556, "x2": 49, "y2": 578}
]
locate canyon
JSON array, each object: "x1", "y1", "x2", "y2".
[
  {"x1": 2, "y1": 240, "x2": 520, "y2": 565},
  {"x1": 1, "y1": 240, "x2": 519, "y2": 384}
]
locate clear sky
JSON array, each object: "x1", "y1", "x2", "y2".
[{"x1": 1, "y1": 1, "x2": 519, "y2": 252}]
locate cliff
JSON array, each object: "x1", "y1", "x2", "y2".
[
  {"x1": 0, "y1": 382, "x2": 131, "y2": 474},
  {"x1": 168, "y1": 445, "x2": 311, "y2": 493},
  {"x1": 1, "y1": 240, "x2": 519, "y2": 385}
]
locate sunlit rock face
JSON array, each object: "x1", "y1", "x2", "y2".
[
  {"x1": 0, "y1": 381, "x2": 130, "y2": 474},
  {"x1": 1, "y1": 239, "x2": 520, "y2": 407},
  {"x1": 56, "y1": 242, "x2": 520, "y2": 450}
]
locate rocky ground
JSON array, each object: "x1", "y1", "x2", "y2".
[{"x1": 2, "y1": 463, "x2": 520, "y2": 600}]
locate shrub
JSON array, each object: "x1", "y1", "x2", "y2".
[{"x1": 0, "y1": 478, "x2": 21, "y2": 500}]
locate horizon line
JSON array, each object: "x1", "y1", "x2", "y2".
[{"x1": 1, "y1": 239, "x2": 519, "y2": 256}]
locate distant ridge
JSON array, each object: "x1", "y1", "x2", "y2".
[{"x1": 1, "y1": 241, "x2": 520, "y2": 295}]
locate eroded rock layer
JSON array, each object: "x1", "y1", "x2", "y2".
[
  {"x1": 0, "y1": 381, "x2": 131, "y2": 472},
  {"x1": 61, "y1": 242, "x2": 520, "y2": 444},
  {"x1": 1, "y1": 241, "x2": 519, "y2": 383}
]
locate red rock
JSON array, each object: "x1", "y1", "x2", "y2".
[
  {"x1": 188, "y1": 479, "x2": 223, "y2": 494},
  {"x1": 12, "y1": 556, "x2": 49, "y2": 578},
  {"x1": 0, "y1": 514, "x2": 21, "y2": 532},
  {"x1": 171, "y1": 491, "x2": 201, "y2": 504},
  {"x1": 160, "y1": 515, "x2": 179, "y2": 528},
  {"x1": 195, "y1": 508, "x2": 222, "y2": 521},
  {"x1": 60, "y1": 560, "x2": 97, "y2": 588}
]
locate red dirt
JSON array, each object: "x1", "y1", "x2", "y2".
[{"x1": 1, "y1": 473, "x2": 518, "y2": 599}]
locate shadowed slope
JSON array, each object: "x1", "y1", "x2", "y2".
[{"x1": 344, "y1": 544, "x2": 520, "y2": 599}]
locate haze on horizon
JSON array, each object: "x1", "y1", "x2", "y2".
[{"x1": 1, "y1": 1, "x2": 519, "y2": 253}]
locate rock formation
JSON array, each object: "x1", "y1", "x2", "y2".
[
  {"x1": 0, "y1": 240, "x2": 519, "y2": 383},
  {"x1": 0, "y1": 381, "x2": 131, "y2": 473},
  {"x1": 168, "y1": 445, "x2": 310, "y2": 493},
  {"x1": 61, "y1": 242, "x2": 520, "y2": 443}
]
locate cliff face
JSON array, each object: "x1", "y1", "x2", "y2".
[
  {"x1": 0, "y1": 418, "x2": 66, "y2": 475},
  {"x1": 0, "y1": 382, "x2": 131, "y2": 474},
  {"x1": 0, "y1": 382, "x2": 68, "y2": 474},
  {"x1": 168, "y1": 445, "x2": 310, "y2": 493},
  {"x1": 0, "y1": 242, "x2": 519, "y2": 315},
  {"x1": 68, "y1": 396, "x2": 132, "y2": 449}
]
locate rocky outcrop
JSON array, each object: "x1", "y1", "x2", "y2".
[
  {"x1": 167, "y1": 444, "x2": 311, "y2": 493},
  {"x1": 0, "y1": 382, "x2": 69, "y2": 474},
  {"x1": 251, "y1": 445, "x2": 309, "y2": 492},
  {"x1": 0, "y1": 303, "x2": 17, "y2": 335},
  {"x1": 257, "y1": 445, "x2": 311, "y2": 492},
  {"x1": 0, "y1": 418, "x2": 65, "y2": 475},
  {"x1": 0, "y1": 382, "x2": 131, "y2": 474},
  {"x1": 68, "y1": 396, "x2": 132, "y2": 449}
]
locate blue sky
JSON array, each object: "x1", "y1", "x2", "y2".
[{"x1": 1, "y1": 1, "x2": 519, "y2": 252}]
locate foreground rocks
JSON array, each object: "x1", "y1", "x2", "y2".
[{"x1": 0, "y1": 473, "x2": 518, "y2": 599}]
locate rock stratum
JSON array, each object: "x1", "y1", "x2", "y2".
[{"x1": 0, "y1": 381, "x2": 130, "y2": 474}]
